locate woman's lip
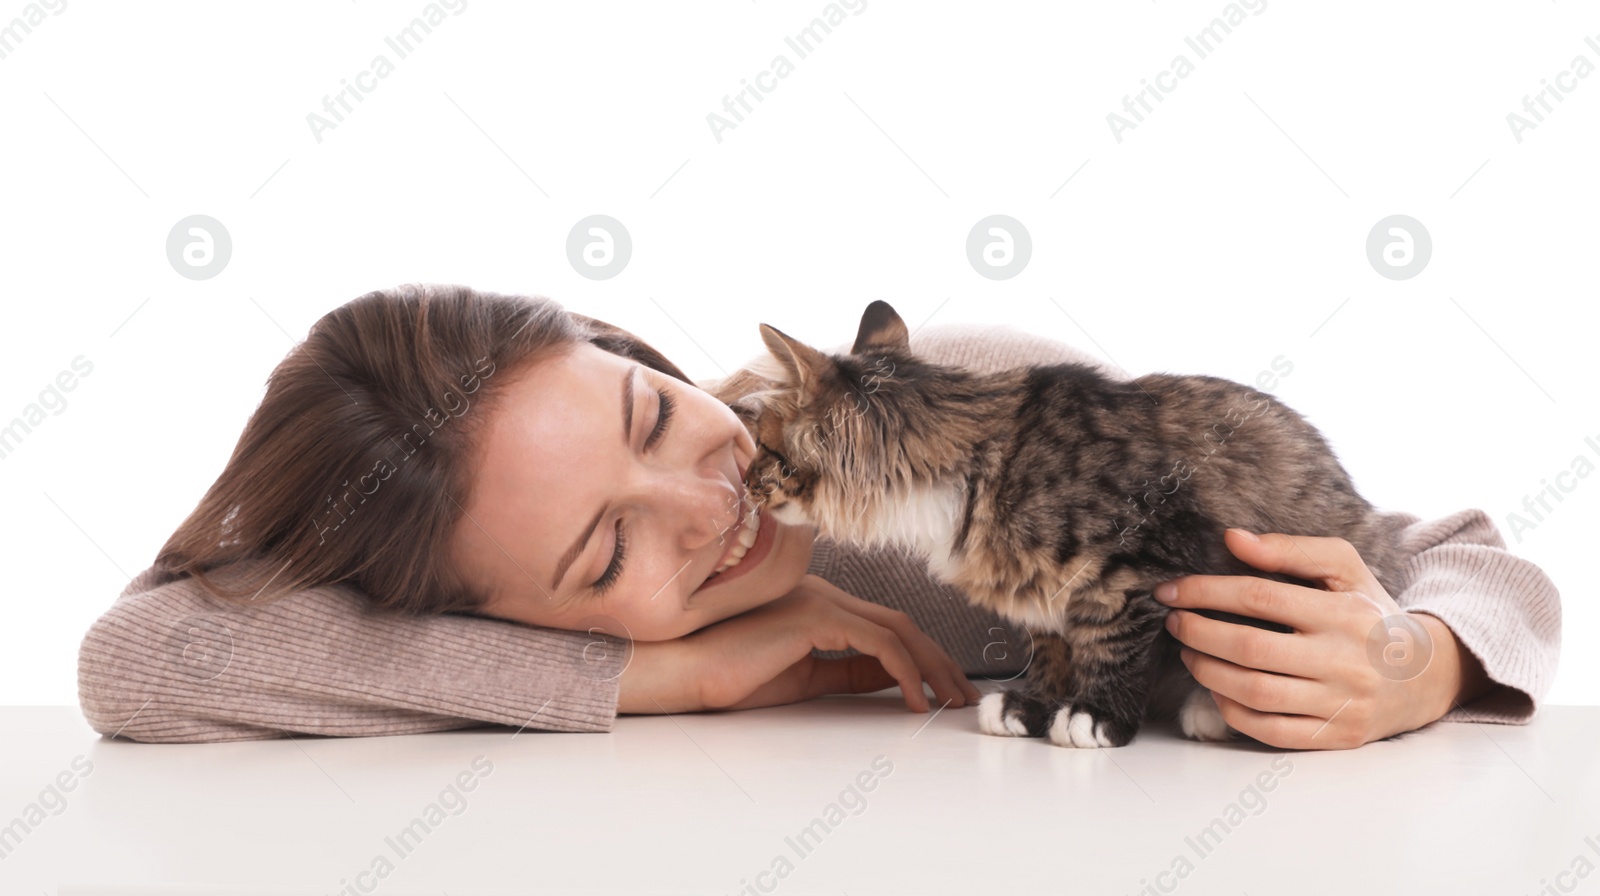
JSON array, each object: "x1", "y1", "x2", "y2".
[
  {"x1": 715, "y1": 455, "x2": 754, "y2": 570},
  {"x1": 694, "y1": 502, "x2": 774, "y2": 594},
  {"x1": 711, "y1": 506, "x2": 748, "y2": 568}
]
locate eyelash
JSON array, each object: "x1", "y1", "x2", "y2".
[
  {"x1": 593, "y1": 386, "x2": 677, "y2": 595},
  {"x1": 594, "y1": 519, "x2": 627, "y2": 595},
  {"x1": 645, "y1": 388, "x2": 675, "y2": 451}
]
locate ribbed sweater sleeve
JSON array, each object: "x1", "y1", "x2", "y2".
[
  {"x1": 788, "y1": 321, "x2": 1562, "y2": 726},
  {"x1": 1388, "y1": 508, "x2": 1561, "y2": 724},
  {"x1": 77, "y1": 559, "x2": 627, "y2": 743}
]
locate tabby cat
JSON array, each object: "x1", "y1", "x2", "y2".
[{"x1": 730, "y1": 301, "x2": 1409, "y2": 748}]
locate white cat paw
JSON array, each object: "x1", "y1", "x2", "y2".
[
  {"x1": 1179, "y1": 687, "x2": 1237, "y2": 742},
  {"x1": 977, "y1": 692, "x2": 1031, "y2": 737},
  {"x1": 1046, "y1": 704, "x2": 1117, "y2": 749}
]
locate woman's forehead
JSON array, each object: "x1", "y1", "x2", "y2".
[
  {"x1": 450, "y1": 344, "x2": 628, "y2": 581},
  {"x1": 478, "y1": 344, "x2": 631, "y2": 487}
]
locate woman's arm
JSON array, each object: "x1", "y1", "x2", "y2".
[
  {"x1": 78, "y1": 560, "x2": 630, "y2": 743},
  {"x1": 80, "y1": 560, "x2": 977, "y2": 743}
]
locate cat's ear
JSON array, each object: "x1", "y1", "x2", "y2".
[
  {"x1": 852, "y1": 300, "x2": 910, "y2": 356},
  {"x1": 758, "y1": 323, "x2": 827, "y2": 393}
]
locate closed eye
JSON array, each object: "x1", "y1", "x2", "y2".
[
  {"x1": 645, "y1": 388, "x2": 675, "y2": 451},
  {"x1": 592, "y1": 386, "x2": 676, "y2": 596}
]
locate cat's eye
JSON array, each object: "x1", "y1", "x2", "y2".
[{"x1": 761, "y1": 443, "x2": 797, "y2": 480}]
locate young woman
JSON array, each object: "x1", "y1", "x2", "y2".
[{"x1": 77, "y1": 284, "x2": 1561, "y2": 747}]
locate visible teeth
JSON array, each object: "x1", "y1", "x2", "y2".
[{"x1": 710, "y1": 503, "x2": 762, "y2": 576}]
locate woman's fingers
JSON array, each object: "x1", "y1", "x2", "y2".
[
  {"x1": 1180, "y1": 646, "x2": 1336, "y2": 717},
  {"x1": 952, "y1": 668, "x2": 982, "y2": 704},
  {"x1": 1156, "y1": 530, "x2": 1394, "y2": 634},
  {"x1": 1220, "y1": 528, "x2": 1382, "y2": 596},
  {"x1": 811, "y1": 654, "x2": 900, "y2": 700},
  {"x1": 1210, "y1": 691, "x2": 1368, "y2": 751},
  {"x1": 807, "y1": 579, "x2": 979, "y2": 707},
  {"x1": 826, "y1": 616, "x2": 931, "y2": 712},
  {"x1": 1155, "y1": 573, "x2": 1332, "y2": 633},
  {"x1": 722, "y1": 654, "x2": 895, "y2": 712},
  {"x1": 691, "y1": 577, "x2": 978, "y2": 715},
  {"x1": 1164, "y1": 608, "x2": 1325, "y2": 678},
  {"x1": 847, "y1": 610, "x2": 977, "y2": 708}
]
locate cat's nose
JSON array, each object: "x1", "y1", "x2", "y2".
[{"x1": 740, "y1": 459, "x2": 775, "y2": 508}]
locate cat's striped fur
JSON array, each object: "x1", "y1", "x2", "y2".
[{"x1": 734, "y1": 301, "x2": 1408, "y2": 748}]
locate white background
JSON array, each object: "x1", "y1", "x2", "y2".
[{"x1": 1, "y1": 0, "x2": 1592, "y2": 706}]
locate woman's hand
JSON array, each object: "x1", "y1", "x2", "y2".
[
  {"x1": 618, "y1": 574, "x2": 980, "y2": 715},
  {"x1": 1155, "y1": 528, "x2": 1493, "y2": 750}
]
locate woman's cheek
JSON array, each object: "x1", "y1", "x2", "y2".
[{"x1": 629, "y1": 606, "x2": 688, "y2": 643}]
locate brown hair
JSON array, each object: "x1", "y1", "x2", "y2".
[{"x1": 154, "y1": 283, "x2": 694, "y2": 615}]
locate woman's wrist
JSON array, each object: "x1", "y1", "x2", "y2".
[
  {"x1": 1408, "y1": 610, "x2": 1494, "y2": 723},
  {"x1": 616, "y1": 638, "x2": 699, "y2": 715}
]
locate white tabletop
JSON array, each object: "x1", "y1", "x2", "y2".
[{"x1": 4, "y1": 681, "x2": 1596, "y2": 895}]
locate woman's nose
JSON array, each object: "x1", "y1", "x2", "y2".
[
  {"x1": 654, "y1": 410, "x2": 751, "y2": 549},
  {"x1": 669, "y1": 474, "x2": 745, "y2": 551}
]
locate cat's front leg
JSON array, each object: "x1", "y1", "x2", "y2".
[
  {"x1": 976, "y1": 628, "x2": 1072, "y2": 739},
  {"x1": 1047, "y1": 586, "x2": 1169, "y2": 749}
]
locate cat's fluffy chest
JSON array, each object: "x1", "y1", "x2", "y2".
[
  {"x1": 874, "y1": 479, "x2": 965, "y2": 580},
  {"x1": 771, "y1": 475, "x2": 970, "y2": 580},
  {"x1": 866, "y1": 478, "x2": 1078, "y2": 638}
]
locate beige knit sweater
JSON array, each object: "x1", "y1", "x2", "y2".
[{"x1": 76, "y1": 322, "x2": 1563, "y2": 743}]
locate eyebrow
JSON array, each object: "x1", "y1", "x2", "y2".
[{"x1": 551, "y1": 364, "x2": 637, "y2": 593}]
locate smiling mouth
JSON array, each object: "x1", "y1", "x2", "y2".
[
  {"x1": 691, "y1": 458, "x2": 766, "y2": 595},
  {"x1": 702, "y1": 494, "x2": 761, "y2": 582}
]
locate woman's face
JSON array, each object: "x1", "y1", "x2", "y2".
[{"x1": 449, "y1": 340, "x2": 815, "y2": 641}]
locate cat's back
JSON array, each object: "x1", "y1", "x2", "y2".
[
  {"x1": 1001, "y1": 364, "x2": 1334, "y2": 469},
  {"x1": 1009, "y1": 359, "x2": 1154, "y2": 417},
  {"x1": 1128, "y1": 370, "x2": 1327, "y2": 452}
]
